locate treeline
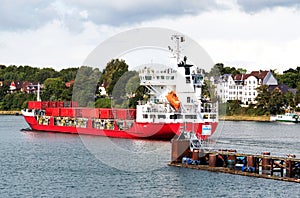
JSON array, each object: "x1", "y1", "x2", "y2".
[
  {"x1": 0, "y1": 65, "x2": 78, "y2": 83},
  {"x1": 0, "y1": 59, "x2": 146, "y2": 110},
  {"x1": 0, "y1": 65, "x2": 78, "y2": 110}
]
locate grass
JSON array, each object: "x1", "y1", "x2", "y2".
[
  {"x1": 0, "y1": 110, "x2": 22, "y2": 115},
  {"x1": 220, "y1": 115, "x2": 270, "y2": 122}
]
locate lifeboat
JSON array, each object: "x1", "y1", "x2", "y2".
[{"x1": 166, "y1": 91, "x2": 180, "y2": 111}]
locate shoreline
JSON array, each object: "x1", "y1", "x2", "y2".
[
  {"x1": 220, "y1": 115, "x2": 270, "y2": 122},
  {"x1": 0, "y1": 110, "x2": 22, "y2": 115},
  {"x1": 0, "y1": 111, "x2": 271, "y2": 121}
]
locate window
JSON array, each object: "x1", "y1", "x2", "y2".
[
  {"x1": 158, "y1": 115, "x2": 166, "y2": 119},
  {"x1": 185, "y1": 115, "x2": 197, "y2": 119},
  {"x1": 150, "y1": 115, "x2": 156, "y2": 119},
  {"x1": 161, "y1": 76, "x2": 164, "y2": 79},
  {"x1": 143, "y1": 114, "x2": 148, "y2": 119},
  {"x1": 186, "y1": 77, "x2": 191, "y2": 83},
  {"x1": 187, "y1": 97, "x2": 191, "y2": 103}
]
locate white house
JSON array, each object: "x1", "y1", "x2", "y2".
[{"x1": 217, "y1": 70, "x2": 278, "y2": 105}]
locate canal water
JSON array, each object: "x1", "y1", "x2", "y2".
[{"x1": 0, "y1": 115, "x2": 299, "y2": 197}]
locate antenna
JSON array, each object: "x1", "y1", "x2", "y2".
[{"x1": 168, "y1": 35, "x2": 185, "y2": 64}]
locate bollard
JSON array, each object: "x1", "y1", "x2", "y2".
[
  {"x1": 247, "y1": 155, "x2": 256, "y2": 172},
  {"x1": 286, "y1": 154, "x2": 296, "y2": 178},
  {"x1": 209, "y1": 154, "x2": 217, "y2": 167},
  {"x1": 262, "y1": 152, "x2": 271, "y2": 174},
  {"x1": 192, "y1": 149, "x2": 200, "y2": 161}
]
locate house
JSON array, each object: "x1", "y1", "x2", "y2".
[
  {"x1": 98, "y1": 84, "x2": 107, "y2": 96},
  {"x1": 268, "y1": 83, "x2": 296, "y2": 95},
  {"x1": 217, "y1": 70, "x2": 278, "y2": 105},
  {"x1": 9, "y1": 81, "x2": 41, "y2": 93},
  {"x1": 65, "y1": 80, "x2": 75, "y2": 88}
]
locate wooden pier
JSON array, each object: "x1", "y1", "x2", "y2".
[{"x1": 170, "y1": 139, "x2": 300, "y2": 183}]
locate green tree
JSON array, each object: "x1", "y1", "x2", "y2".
[
  {"x1": 284, "y1": 91, "x2": 296, "y2": 108},
  {"x1": 0, "y1": 83, "x2": 9, "y2": 102},
  {"x1": 128, "y1": 85, "x2": 149, "y2": 108},
  {"x1": 255, "y1": 85, "x2": 270, "y2": 110},
  {"x1": 59, "y1": 68, "x2": 78, "y2": 82},
  {"x1": 95, "y1": 98, "x2": 111, "y2": 108},
  {"x1": 125, "y1": 74, "x2": 140, "y2": 97},
  {"x1": 269, "y1": 89, "x2": 285, "y2": 114},
  {"x1": 42, "y1": 78, "x2": 66, "y2": 101},
  {"x1": 72, "y1": 66, "x2": 101, "y2": 107},
  {"x1": 296, "y1": 82, "x2": 300, "y2": 104},
  {"x1": 37, "y1": 68, "x2": 59, "y2": 83},
  {"x1": 99, "y1": 59, "x2": 129, "y2": 95},
  {"x1": 1, "y1": 92, "x2": 35, "y2": 110}
]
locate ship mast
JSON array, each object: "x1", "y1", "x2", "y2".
[
  {"x1": 169, "y1": 35, "x2": 185, "y2": 64},
  {"x1": 37, "y1": 83, "x2": 41, "y2": 101}
]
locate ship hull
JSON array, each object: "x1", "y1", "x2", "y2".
[{"x1": 23, "y1": 115, "x2": 217, "y2": 140}]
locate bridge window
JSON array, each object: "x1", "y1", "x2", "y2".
[
  {"x1": 186, "y1": 77, "x2": 191, "y2": 83},
  {"x1": 185, "y1": 115, "x2": 197, "y2": 119},
  {"x1": 143, "y1": 114, "x2": 148, "y2": 119},
  {"x1": 187, "y1": 97, "x2": 191, "y2": 103},
  {"x1": 158, "y1": 115, "x2": 166, "y2": 119}
]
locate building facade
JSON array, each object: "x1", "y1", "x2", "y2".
[{"x1": 217, "y1": 70, "x2": 278, "y2": 104}]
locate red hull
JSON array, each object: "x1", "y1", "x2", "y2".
[{"x1": 23, "y1": 115, "x2": 217, "y2": 140}]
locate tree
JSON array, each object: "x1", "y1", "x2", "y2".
[
  {"x1": 37, "y1": 68, "x2": 59, "y2": 83},
  {"x1": 72, "y1": 66, "x2": 101, "y2": 107},
  {"x1": 255, "y1": 85, "x2": 270, "y2": 115},
  {"x1": 59, "y1": 68, "x2": 78, "y2": 82},
  {"x1": 269, "y1": 89, "x2": 285, "y2": 114},
  {"x1": 95, "y1": 98, "x2": 111, "y2": 108},
  {"x1": 296, "y1": 82, "x2": 300, "y2": 105},
  {"x1": 0, "y1": 83, "x2": 9, "y2": 102},
  {"x1": 125, "y1": 74, "x2": 140, "y2": 97},
  {"x1": 284, "y1": 91, "x2": 296, "y2": 108},
  {"x1": 99, "y1": 59, "x2": 129, "y2": 95},
  {"x1": 128, "y1": 85, "x2": 149, "y2": 108},
  {"x1": 255, "y1": 85, "x2": 270, "y2": 110},
  {"x1": 42, "y1": 78, "x2": 66, "y2": 101}
]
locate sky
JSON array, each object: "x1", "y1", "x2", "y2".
[{"x1": 1, "y1": 0, "x2": 300, "y2": 73}]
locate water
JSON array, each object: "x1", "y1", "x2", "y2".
[{"x1": 0, "y1": 116, "x2": 300, "y2": 197}]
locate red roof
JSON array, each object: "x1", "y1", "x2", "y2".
[
  {"x1": 248, "y1": 70, "x2": 269, "y2": 80},
  {"x1": 233, "y1": 70, "x2": 269, "y2": 81},
  {"x1": 65, "y1": 80, "x2": 75, "y2": 88}
]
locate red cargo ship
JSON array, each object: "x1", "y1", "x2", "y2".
[{"x1": 22, "y1": 35, "x2": 218, "y2": 140}]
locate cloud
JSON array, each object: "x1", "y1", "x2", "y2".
[
  {"x1": 0, "y1": 0, "x2": 56, "y2": 31},
  {"x1": 0, "y1": 0, "x2": 227, "y2": 31},
  {"x1": 2, "y1": 0, "x2": 300, "y2": 32},
  {"x1": 236, "y1": 0, "x2": 300, "y2": 12}
]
